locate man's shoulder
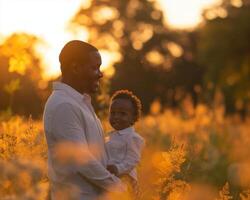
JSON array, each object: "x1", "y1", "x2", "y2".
[
  {"x1": 45, "y1": 91, "x2": 79, "y2": 110},
  {"x1": 44, "y1": 92, "x2": 84, "y2": 121}
]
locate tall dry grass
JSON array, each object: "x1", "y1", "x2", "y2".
[
  {"x1": 0, "y1": 115, "x2": 48, "y2": 200},
  {"x1": 0, "y1": 99, "x2": 250, "y2": 199}
]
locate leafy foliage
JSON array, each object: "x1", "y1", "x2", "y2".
[
  {"x1": 72, "y1": 0, "x2": 203, "y2": 112},
  {"x1": 197, "y1": 0, "x2": 250, "y2": 113},
  {"x1": 0, "y1": 33, "x2": 47, "y2": 117}
]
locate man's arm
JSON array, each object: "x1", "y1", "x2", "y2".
[{"x1": 51, "y1": 102, "x2": 124, "y2": 192}]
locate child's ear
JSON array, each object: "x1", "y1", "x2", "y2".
[{"x1": 131, "y1": 116, "x2": 136, "y2": 125}]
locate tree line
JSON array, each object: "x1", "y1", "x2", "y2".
[{"x1": 0, "y1": 0, "x2": 249, "y2": 117}]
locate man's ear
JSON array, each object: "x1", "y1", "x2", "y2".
[{"x1": 71, "y1": 62, "x2": 78, "y2": 74}]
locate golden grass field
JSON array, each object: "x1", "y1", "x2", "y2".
[{"x1": 1, "y1": 99, "x2": 250, "y2": 200}]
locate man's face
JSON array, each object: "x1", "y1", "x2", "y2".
[
  {"x1": 76, "y1": 51, "x2": 103, "y2": 94},
  {"x1": 109, "y1": 98, "x2": 135, "y2": 130}
]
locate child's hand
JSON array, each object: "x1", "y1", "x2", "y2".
[{"x1": 107, "y1": 164, "x2": 119, "y2": 176}]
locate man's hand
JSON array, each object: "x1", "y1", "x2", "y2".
[{"x1": 107, "y1": 164, "x2": 119, "y2": 176}]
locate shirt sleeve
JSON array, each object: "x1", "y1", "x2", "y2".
[
  {"x1": 51, "y1": 102, "x2": 125, "y2": 192},
  {"x1": 115, "y1": 135, "x2": 145, "y2": 175}
]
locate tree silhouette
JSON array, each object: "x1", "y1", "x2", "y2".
[
  {"x1": 0, "y1": 33, "x2": 46, "y2": 117},
  {"x1": 197, "y1": 0, "x2": 250, "y2": 114},
  {"x1": 72, "y1": 0, "x2": 203, "y2": 112}
]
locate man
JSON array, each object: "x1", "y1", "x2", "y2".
[{"x1": 43, "y1": 40, "x2": 124, "y2": 200}]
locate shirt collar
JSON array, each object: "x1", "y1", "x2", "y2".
[
  {"x1": 117, "y1": 126, "x2": 134, "y2": 135},
  {"x1": 53, "y1": 81, "x2": 91, "y2": 104}
]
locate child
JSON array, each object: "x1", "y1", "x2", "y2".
[{"x1": 105, "y1": 90, "x2": 145, "y2": 199}]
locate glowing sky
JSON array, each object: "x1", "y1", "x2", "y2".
[
  {"x1": 158, "y1": 0, "x2": 220, "y2": 29},
  {"x1": 0, "y1": 0, "x2": 88, "y2": 78},
  {"x1": 0, "y1": 0, "x2": 220, "y2": 78}
]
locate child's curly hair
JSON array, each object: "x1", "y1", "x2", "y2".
[{"x1": 111, "y1": 90, "x2": 142, "y2": 123}]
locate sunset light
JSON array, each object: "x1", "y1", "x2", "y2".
[
  {"x1": 1, "y1": 0, "x2": 249, "y2": 199},
  {"x1": 0, "y1": 0, "x2": 220, "y2": 78},
  {"x1": 0, "y1": 0, "x2": 86, "y2": 78},
  {"x1": 158, "y1": 0, "x2": 221, "y2": 29}
]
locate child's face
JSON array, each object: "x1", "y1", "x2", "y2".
[{"x1": 109, "y1": 98, "x2": 135, "y2": 130}]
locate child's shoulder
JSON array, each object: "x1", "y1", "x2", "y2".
[{"x1": 129, "y1": 130, "x2": 145, "y2": 144}]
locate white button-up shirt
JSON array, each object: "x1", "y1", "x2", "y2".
[
  {"x1": 43, "y1": 82, "x2": 124, "y2": 200},
  {"x1": 106, "y1": 127, "x2": 145, "y2": 181}
]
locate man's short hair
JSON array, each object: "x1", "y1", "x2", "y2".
[{"x1": 59, "y1": 40, "x2": 98, "y2": 71}]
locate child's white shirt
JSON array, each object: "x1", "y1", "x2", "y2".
[{"x1": 105, "y1": 126, "x2": 145, "y2": 181}]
